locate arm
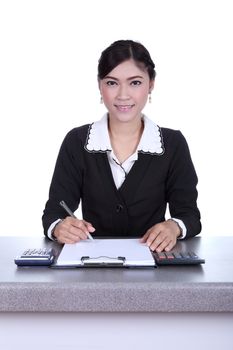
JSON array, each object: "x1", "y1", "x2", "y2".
[
  {"x1": 42, "y1": 128, "x2": 95, "y2": 242},
  {"x1": 165, "y1": 130, "x2": 201, "y2": 237},
  {"x1": 141, "y1": 130, "x2": 201, "y2": 251}
]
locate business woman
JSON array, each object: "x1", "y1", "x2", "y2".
[{"x1": 42, "y1": 39, "x2": 201, "y2": 252}]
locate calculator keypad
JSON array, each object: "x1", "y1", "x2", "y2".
[
  {"x1": 153, "y1": 251, "x2": 205, "y2": 265},
  {"x1": 22, "y1": 248, "x2": 51, "y2": 257}
]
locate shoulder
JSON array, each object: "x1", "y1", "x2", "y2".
[
  {"x1": 161, "y1": 127, "x2": 188, "y2": 147},
  {"x1": 160, "y1": 127, "x2": 192, "y2": 161},
  {"x1": 62, "y1": 124, "x2": 90, "y2": 148},
  {"x1": 57, "y1": 124, "x2": 91, "y2": 159},
  {"x1": 161, "y1": 127, "x2": 183, "y2": 140},
  {"x1": 65, "y1": 124, "x2": 90, "y2": 142}
]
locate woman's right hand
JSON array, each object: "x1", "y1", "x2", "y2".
[{"x1": 53, "y1": 217, "x2": 95, "y2": 244}]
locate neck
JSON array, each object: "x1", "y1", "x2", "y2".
[
  {"x1": 108, "y1": 115, "x2": 144, "y2": 140},
  {"x1": 108, "y1": 115, "x2": 144, "y2": 163}
]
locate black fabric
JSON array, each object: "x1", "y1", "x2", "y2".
[{"x1": 42, "y1": 124, "x2": 201, "y2": 239}]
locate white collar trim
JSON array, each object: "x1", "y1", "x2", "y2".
[{"x1": 85, "y1": 113, "x2": 164, "y2": 155}]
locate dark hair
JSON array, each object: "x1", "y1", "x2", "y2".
[{"x1": 98, "y1": 40, "x2": 156, "y2": 80}]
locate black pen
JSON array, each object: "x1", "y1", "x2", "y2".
[{"x1": 59, "y1": 200, "x2": 94, "y2": 241}]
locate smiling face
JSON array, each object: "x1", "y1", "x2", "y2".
[{"x1": 99, "y1": 59, "x2": 154, "y2": 124}]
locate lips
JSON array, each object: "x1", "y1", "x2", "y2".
[{"x1": 115, "y1": 104, "x2": 135, "y2": 112}]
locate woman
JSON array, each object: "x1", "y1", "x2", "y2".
[{"x1": 42, "y1": 40, "x2": 201, "y2": 252}]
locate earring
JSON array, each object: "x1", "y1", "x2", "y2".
[
  {"x1": 100, "y1": 96, "x2": 103, "y2": 104},
  {"x1": 148, "y1": 92, "x2": 152, "y2": 103}
]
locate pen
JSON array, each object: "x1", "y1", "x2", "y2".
[{"x1": 59, "y1": 200, "x2": 94, "y2": 241}]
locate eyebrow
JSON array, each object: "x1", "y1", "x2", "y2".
[{"x1": 103, "y1": 75, "x2": 144, "y2": 81}]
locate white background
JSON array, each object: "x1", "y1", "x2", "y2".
[{"x1": 0, "y1": 0, "x2": 232, "y2": 237}]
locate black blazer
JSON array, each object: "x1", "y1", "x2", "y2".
[{"x1": 42, "y1": 124, "x2": 201, "y2": 238}]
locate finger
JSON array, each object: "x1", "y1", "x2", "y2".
[
  {"x1": 69, "y1": 225, "x2": 88, "y2": 240},
  {"x1": 149, "y1": 235, "x2": 164, "y2": 251},
  {"x1": 153, "y1": 237, "x2": 172, "y2": 252},
  {"x1": 72, "y1": 220, "x2": 94, "y2": 237},
  {"x1": 83, "y1": 221, "x2": 96, "y2": 233},
  {"x1": 87, "y1": 225, "x2": 95, "y2": 233},
  {"x1": 148, "y1": 230, "x2": 168, "y2": 251},
  {"x1": 53, "y1": 220, "x2": 81, "y2": 243},
  {"x1": 64, "y1": 220, "x2": 89, "y2": 239},
  {"x1": 146, "y1": 229, "x2": 161, "y2": 247},
  {"x1": 140, "y1": 230, "x2": 150, "y2": 243},
  {"x1": 56, "y1": 233, "x2": 78, "y2": 244},
  {"x1": 65, "y1": 217, "x2": 95, "y2": 237},
  {"x1": 164, "y1": 239, "x2": 176, "y2": 252},
  {"x1": 57, "y1": 223, "x2": 86, "y2": 241},
  {"x1": 64, "y1": 217, "x2": 88, "y2": 233}
]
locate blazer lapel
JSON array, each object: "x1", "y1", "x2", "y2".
[{"x1": 94, "y1": 152, "x2": 121, "y2": 198}]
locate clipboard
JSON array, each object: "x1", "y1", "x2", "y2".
[
  {"x1": 80, "y1": 256, "x2": 126, "y2": 267},
  {"x1": 53, "y1": 239, "x2": 155, "y2": 268}
]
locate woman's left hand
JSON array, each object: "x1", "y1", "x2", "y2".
[{"x1": 140, "y1": 220, "x2": 181, "y2": 252}]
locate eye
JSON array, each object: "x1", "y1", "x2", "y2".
[
  {"x1": 106, "y1": 80, "x2": 118, "y2": 86},
  {"x1": 130, "y1": 80, "x2": 142, "y2": 86}
]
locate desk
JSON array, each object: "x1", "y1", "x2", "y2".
[{"x1": 0, "y1": 236, "x2": 233, "y2": 349}]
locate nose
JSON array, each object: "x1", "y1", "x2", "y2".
[{"x1": 117, "y1": 84, "x2": 130, "y2": 100}]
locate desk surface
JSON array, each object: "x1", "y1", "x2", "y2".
[{"x1": 0, "y1": 236, "x2": 232, "y2": 312}]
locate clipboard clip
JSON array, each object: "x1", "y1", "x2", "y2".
[{"x1": 81, "y1": 256, "x2": 126, "y2": 267}]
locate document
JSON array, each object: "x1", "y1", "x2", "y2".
[{"x1": 55, "y1": 239, "x2": 155, "y2": 267}]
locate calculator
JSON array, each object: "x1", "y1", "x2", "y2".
[
  {"x1": 153, "y1": 251, "x2": 205, "y2": 265},
  {"x1": 14, "y1": 248, "x2": 56, "y2": 266}
]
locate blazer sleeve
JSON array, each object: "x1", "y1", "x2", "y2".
[
  {"x1": 42, "y1": 129, "x2": 84, "y2": 237},
  {"x1": 165, "y1": 130, "x2": 201, "y2": 238}
]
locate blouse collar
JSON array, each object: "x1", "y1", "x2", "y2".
[{"x1": 85, "y1": 113, "x2": 165, "y2": 155}]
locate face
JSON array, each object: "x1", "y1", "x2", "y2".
[{"x1": 99, "y1": 59, "x2": 154, "y2": 123}]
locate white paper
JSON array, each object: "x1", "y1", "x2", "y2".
[{"x1": 55, "y1": 239, "x2": 154, "y2": 267}]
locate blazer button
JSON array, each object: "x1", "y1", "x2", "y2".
[{"x1": 116, "y1": 204, "x2": 123, "y2": 213}]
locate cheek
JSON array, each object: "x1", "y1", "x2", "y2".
[
  {"x1": 102, "y1": 93, "x2": 111, "y2": 105},
  {"x1": 101, "y1": 87, "x2": 115, "y2": 104},
  {"x1": 135, "y1": 88, "x2": 149, "y2": 103}
]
